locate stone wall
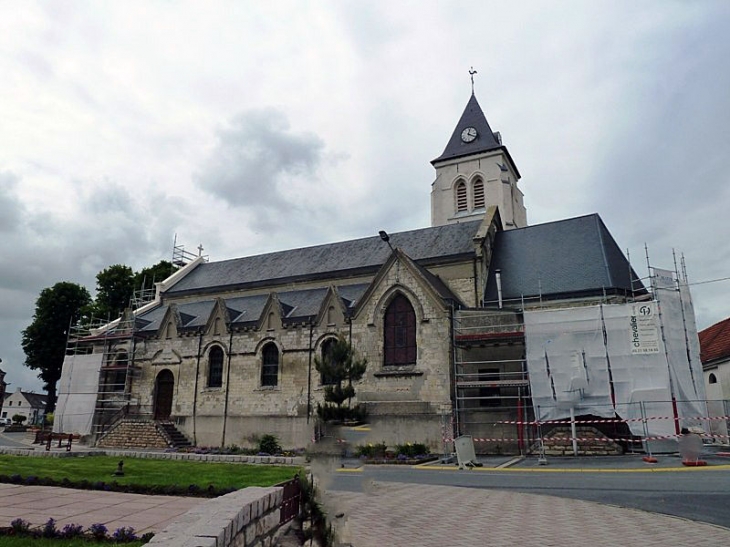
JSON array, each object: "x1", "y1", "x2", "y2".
[
  {"x1": 126, "y1": 251, "x2": 461, "y2": 450},
  {"x1": 147, "y1": 486, "x2": 288, "y2": 547},
  {"x1": 540, "y1": 426, "x2": 623, "y2": 456}
]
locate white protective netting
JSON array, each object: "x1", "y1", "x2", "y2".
[
  {"x1": 54, "y1": 353, "x2": 103, "y2": 435},
  {"x1": 524, "y1": 287, "x2": 706, "y2": 439}
]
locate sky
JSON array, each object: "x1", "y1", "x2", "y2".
[{"x1": 1, "y1": 1, "x2": 729, "y2": 393}]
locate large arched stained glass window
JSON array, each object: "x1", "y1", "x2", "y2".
[{"x1": 384, "y1": 294, "x2": 416, "y2": 366}]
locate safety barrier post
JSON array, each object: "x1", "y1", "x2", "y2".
[
  {"x1": 536, "y1": 405, "x2": 547, "y2": 465},
  {"x1": 640, "y1": 401, "x2": 657, "y2": 463},
  {"x1": 569, "y1": 407, "x2": 578, "y2": 457}
]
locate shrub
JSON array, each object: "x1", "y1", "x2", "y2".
[
  {"x1": 10, "y1": 518, "x2": 30, "y2": 535},
  {"x1": 12, "y1": 414, "x2": 26, "y2": 425},
  {"x1": 112, "y1": 526, "x2": 138, "y2": 542},
  {"x1": 356, "y1": 442, "x2": 387, "y2": 459},
  {"x1": 395, "y1": 442, "x2": 429, "y2": 458},
  {"x1": 61, "y1": 523, "x2": 84, "y2": 539},
  {"x1": 90, "y1": 523, "x2": 108, "y2": 540},
  {"x1": 42, "y1": 518, "x2": 57, "y2": 538},
  {"x1": 258, "y1": 434, "x2": 281, "y2": 455}
]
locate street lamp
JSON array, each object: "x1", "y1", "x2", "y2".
[{"x1": 379, "y1": 230, "x2": 395, "y2": 252}]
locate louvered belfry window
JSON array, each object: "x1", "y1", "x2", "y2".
[
  {"x1": 473, "y1": 179, "x2": 485, "y2": 209},
  {"x1": 456, "y1": 181, "x2": 467, "y2": 212},
  {"x1": 384, "y1": 294, "x2": 417, "y2": 366}
]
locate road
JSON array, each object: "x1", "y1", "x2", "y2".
[
  {"x1": 0, "y1": 430, "x2": 37, "y2": 449},
  {"x1": 324, "y1": 459, "x2": 730, "y2": 529}
]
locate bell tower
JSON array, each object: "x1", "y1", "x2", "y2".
[{"x1": 430, "y1": 87, "x2": 526, "y2": 229}]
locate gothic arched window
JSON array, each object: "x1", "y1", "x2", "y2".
[
  {"x1": 384, "y1": 294, "x2": 417, "y2": 366},
  {"x1": 455, "y1": 181, "x2": 467, "y2": 212},
  {"x1": 208, "y1": 346, "x2": 224, "y2": 388},
  {"x1": 473, "y1": 178, "x2": 485, "y2": 209},
  {"x1": 709, "y1": 373, "x2": 718, "y2": 384},
  {"x1": 261, "y1": 343, "x2": 279, "y2": 387},
  {"x1": 320, "y1": 338, "x2": 337, "y2": 385}
]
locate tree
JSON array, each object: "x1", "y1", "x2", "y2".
[
  {"x1": 93, "y1": 264, "x2": 134, "y2": 320},
  {"x1": 21, "y1": 282, "x2": 91, "y2": 413},
  {"x1": 314, "y1": 336, "x2": 367, "y2": 423},
  {"x1": 133, "y1": 260, "x2": 173, "y2": 291}
]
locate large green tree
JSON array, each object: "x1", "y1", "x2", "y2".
[
  {"x1": 93, "y1": 264, "x2": 135, "y2": 320},
  {"x1": 21, "y1": 282, "x2": 92, "y2": 413}
]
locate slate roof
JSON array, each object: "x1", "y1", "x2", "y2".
[
  {"x1": 699, "y1": 317, "x2": 730, "y2": 365},
  {"x1": 165, "y1": 221, "x2": 482, "y2": 296},
  {"x1": 136, "y1": 284, "x2": 370, "y2": 333},
  {"x1": 483, "y1": 214, "x2": 645, "y2": 304},
  {"x1": 431, "y1": 93, "x2": 504, "y2": 164}
]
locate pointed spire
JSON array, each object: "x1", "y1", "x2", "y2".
[{"x1": 431, "y1": 93, "x2": 503, "y2": 164}]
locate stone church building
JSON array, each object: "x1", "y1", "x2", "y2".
[{"x1": 57, "y1": 91, "x2": 702, "y2": 454}]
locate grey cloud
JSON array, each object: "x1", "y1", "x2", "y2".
[
  {"x1": 196, "y1": 108, "x2": 325, "y2": 210},
  {"x1": 0, "y1": 171, "x2": 25, "y2": 233}
]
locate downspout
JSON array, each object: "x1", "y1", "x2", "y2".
[
  {"x1": 192, "y1": 329, "x2": 203, "y2": 446},
  {"x1": 220, "y1": 327, "x2": 234, "y2": 448},
  {"x1": 496, "y1": 269, "x2": 503, "y2": 309},
  {"x1": 473, "y1": 257, "x2": 479, "y2": 307},
  {"x1": 307, "y1": 319, "x2": 314, "y2": 423}
]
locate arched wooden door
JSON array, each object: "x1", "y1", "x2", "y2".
[{"x1": 154, "y1": 369, "x2": 174, "y2": 420}]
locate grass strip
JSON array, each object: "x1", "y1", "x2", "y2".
[{"x1": 0, "y1": 455, "x2": 299, "y2": 490}]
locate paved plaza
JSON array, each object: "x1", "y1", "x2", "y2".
[
  {"x1": 0, "y1": 483, "x2": 204, "y2": 535},
  {"x1": 2, "y1": 429, "x2": 730, "y2": 545},
  {"x1": 328, "y1": 481, "x2": 730, "y2": 546}
]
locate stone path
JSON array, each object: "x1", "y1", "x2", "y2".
[
  {"x1": 328, "y1": 482, "x2": 730, "y2": 546},
  {"x1": 0, "y1": 483, "x2": 205, "y2": 535}
]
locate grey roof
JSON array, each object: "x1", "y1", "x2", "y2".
[
  {"x1": 336, "y1": 284, "x2": 369, "y2": 309},
  {"x1": 165, "y1": 221, "x2": 482, "y2": 296},
  {"x1": 225, "y1": 294, "x2": 270, "y2": 325},
  {"x1": 6, "y1": 390, "x2": 47, "y2": 409},
  {"x1": 136, "y1": 284, "x2": 371, "y2": 333},
  {"x1": 483, "y1": 214, "x2": 645, "y2": 304},
  {"x1": 278, "y1": 288, "x2": 329, "y2": 322},
  {"x1": 431, "y1": 93, "x2": 503, "y2": 164}
]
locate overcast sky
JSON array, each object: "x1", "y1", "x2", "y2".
[{"x1": 1, "y1": 1, "x2": 729, "y2": 393}]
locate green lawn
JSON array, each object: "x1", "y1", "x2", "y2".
[{"x1": 0, "y1": 455, "x2": 299, "y2": 490}]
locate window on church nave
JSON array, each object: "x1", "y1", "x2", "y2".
[
  {"x1": 261, "y1": 343, "x2": 279, "y2": 387},
  {"x1": 455, "y1": 181, "x2": 467, "y2": 212},
  {"x1": 208, "y1": 346, "x2": 224, "y2": 388},
  {"x1": 320, "y1": 338, "x2": 337, "y2": 385},
  {"x1": 383, "y1": 294, "x2": 417, "y2": 366},
  {"x1": 473, "y1": 178, "x2": 485, "y2": 209}
]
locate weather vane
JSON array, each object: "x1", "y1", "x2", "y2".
[{"x1": 469, "y1": 66, "x2": 477, "y2": 94}]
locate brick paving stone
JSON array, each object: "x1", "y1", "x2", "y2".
[
  {"x1": 328, "y1": 482, "x2": 730, "y2": 547},
  {"x1": 0, "y1": 484, "x2": 206, "y2": 534}
]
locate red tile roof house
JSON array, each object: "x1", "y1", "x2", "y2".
[{"x1": 700, "y1": 318, "x2": 730, "y2": 441}]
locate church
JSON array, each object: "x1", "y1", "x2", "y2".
[{"x1": 55, "y1": 90, "x2": 706, "y2": 454}]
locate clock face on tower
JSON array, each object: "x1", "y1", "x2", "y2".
[{"x1": 461, "y1": 127, "x2": 478, "y2": 143}]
